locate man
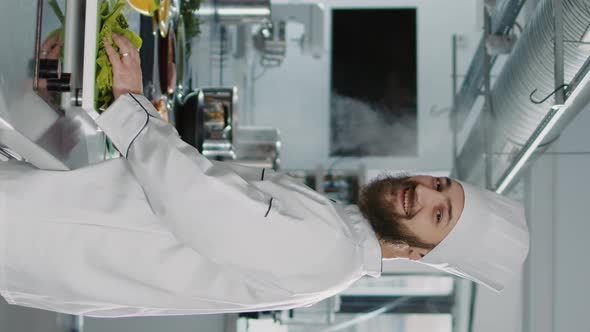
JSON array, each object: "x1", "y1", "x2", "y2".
[
  {"x1": 0, "y1": 34, "x2": 529, "y2": 317},
  {"x1": 358, "y1": 174, "x2": 529, "y2": 292}
]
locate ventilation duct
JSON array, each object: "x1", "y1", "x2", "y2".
[{"x1": 456, "y1": 0, "x2": 590, "y2": 187}]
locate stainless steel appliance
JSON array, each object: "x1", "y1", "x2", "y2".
[
  {"x1": 233, "y1": 126, "x2": 280, "y2": 170},
  {"x1": 0, "y1": 0, "x2": 147, "y2": 170},
  {"x1": 270, "y1": 3, "x2": 324, "y2": 59},
  {"x1": 197, "y1": 0, "x2": 271, "y2": 25},
  {"x1": 175, "y1": 87, "x2": 237, "y2": 160}
]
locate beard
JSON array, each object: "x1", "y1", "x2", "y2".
[
  {"x1": 364, "y1": 174, "x2": 416, "y2": 217},
  {"x1": 358, "y1": 174, "x2": 433, "y2": 249}
]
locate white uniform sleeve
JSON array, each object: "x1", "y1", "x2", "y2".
[
  {"x1": 95, "y1": 94, "x2": 264, "y2": 258},
  {"x1": 95, "y1": 94, "x2": 363, "y2": 294}
]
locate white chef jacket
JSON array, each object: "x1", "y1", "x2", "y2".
[{"x1": 0, "y1": 94, "x2": 382, "y2": 317}]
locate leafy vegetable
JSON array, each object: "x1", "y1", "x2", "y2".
[
  {"x1": 95, "y1": 0, "x2": 143, "y2": 111},
  {"x1": 48, "y1": 0, "x2": 65, "y2": 25},
  {"x1": 179, "y1": 0, "x2": 202, "y2": 58}
]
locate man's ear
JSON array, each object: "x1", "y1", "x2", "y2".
[{"x1": 408, "y1": 247, "x2": 430, "y2": 261}]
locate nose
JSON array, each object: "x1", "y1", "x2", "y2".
[{"x1": 414, "y1": 183, "x2": 445, "y2": 208}]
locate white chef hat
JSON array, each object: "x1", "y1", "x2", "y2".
[{"x1": 419, "y1": 181, "x2": 530, "y2": 292}]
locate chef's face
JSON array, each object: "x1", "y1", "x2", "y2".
[
  {"x1": 360, "y1": 175, "x2": 465, "y2": 260},
  {"x1": 394, "y1": 176, "x2": 465, "y2": 252}
]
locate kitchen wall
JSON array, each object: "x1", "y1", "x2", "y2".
[
  {"x1": 522, "y1": 100, "x2": 590, "y2": 332},
  {"x1": 250, "y1": 0, "x2": 482, "y2": 172}
]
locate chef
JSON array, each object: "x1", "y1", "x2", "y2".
[{"x1": 0, "y1": 34, "x2": 529, "y2": 317}]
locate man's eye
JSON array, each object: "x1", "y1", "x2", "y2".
[
  {"x1": 436, "y1": 178, "x2": 442, "y2": 192},
  {"x1": 436, "y1": 210, "x2": 442, "y2": 222}
]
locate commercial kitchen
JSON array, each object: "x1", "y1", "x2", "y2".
[{"x1": 0, "y1": 0, "x2": 588, "y2": 331}]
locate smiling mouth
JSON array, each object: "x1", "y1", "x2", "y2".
[{"x1": 401, "y1": 187, "x2": 412, "y2": 215}]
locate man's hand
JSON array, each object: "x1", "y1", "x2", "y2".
[
  {"x1": 103, "y1": 33, "x2": 143, "y2": 100},
  {"x1": 40, "y1": 32, "x2": 63, "y2": 60}
]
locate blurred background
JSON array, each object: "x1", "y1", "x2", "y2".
[{"x1": 1, "y1": 0, "x2": 589, "y2": 331}]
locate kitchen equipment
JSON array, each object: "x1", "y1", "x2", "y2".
[
  {"x1": 197, "y1": 0, "x2": 271, "y2": 25},
  {"x1": 158, "y1": 23, "x2": 176, "y2": 95},
  {"x1": 0, "y1": 0, "x2": 106, "y2": 170},
  {"x1": 175, "y1": 14, "x2": 188, "y2": 92},
  {"x1": 270, "y1": 3, "x2": 324, "y2": 59},
  {"x1": 175, "y1": 87, "x2": 237, "y2": 160},
  {"x1": 138, "y1": 7, "x2": 175, "y2": 125},
  {"x1": 233, "y1": 126, "x2": 281, "y2": 170},
  {"x1": 253, "y1": 20, "x2": 286, "y2": 67},
  {"x1": 156, "y1": 0, "x2": 171, "y2": 37},
  {"x1": 127, "y1": 0, "x2": 176, "y2": 37},
  {"x1": 126, "y1": 0, "x2": 158, "y2": 15}
]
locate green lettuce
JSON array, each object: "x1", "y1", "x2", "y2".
[
  {"x1": 48, "y1": 0, "x2": 65, "y2": 25},
  {"x1": 95, "y1": 0, "x2": 143, "y2": 111}
]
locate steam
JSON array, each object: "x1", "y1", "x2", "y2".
[{"x1": 330, "y1": 92, "x2": 417, "y2": 156}]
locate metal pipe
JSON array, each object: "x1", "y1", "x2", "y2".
[
  {"x1": 495, "y1": 105, "x2": 562, "y2": 194},
  {"x1": 483, "y1": 7, "x2": 493, "y2": 190},
  {"x1": 197, "y1": 0, "x2": 271, "y2": 24},
  {"x1": 553, "y1": 0, "x2": 565, "y2": 104},
  {"x1": 496, "y1": 60, "x2": 590, "y2": 193},
  {"x1": 60, "y1": 0, "x2": 84, "y2": 110},
  {"x1": 57, "y1": 313, "x2": 84, "y2": 332},
  {"x1": 457, "y1": 0, "x2": 590, "y2": 186},
  {"x1": 467, "y1": 283, "x2": 478, "y2": 332},
  {"x1": 33, "y1": 0, "x2": 44, "y2": 91}
]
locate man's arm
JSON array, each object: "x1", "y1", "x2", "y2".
[
  {"x1": 96, "y1": 93, "x2": 273, "y2": 261},
  {"x1": 94, "y1": 34, "x2": 370, "y2": 294},
  {"x1": 96, "y1": 93, "x2": 371, "y2": 292}
]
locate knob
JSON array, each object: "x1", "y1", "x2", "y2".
[
  {"x1": 46, "y1": 73, "x2": 71, "y2": 92},
  {"x1": 38, "y1": 59, "x2": 62, "y2": 79}
]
